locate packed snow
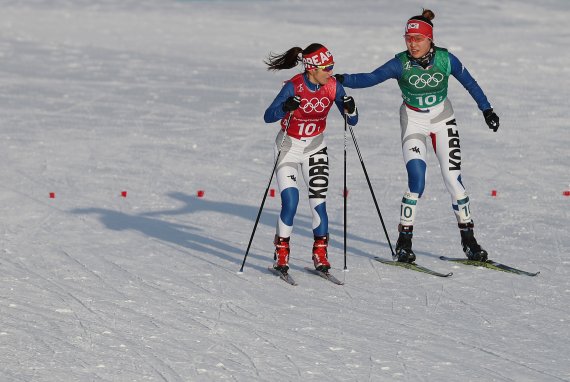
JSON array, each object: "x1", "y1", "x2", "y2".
[{"x1": 0, "y1": 0, "x2": 568, "y2": 381}]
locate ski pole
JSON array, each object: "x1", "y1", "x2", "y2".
[
  {"x1": 239, "y1": 103, "x2": 298, "y2": 272},
  {"x1": 343, "y1": 115, "x2": 348, "y2": 270},
  {"x1": 347, "y1": 124, "x2": 396, "y2": 257}
]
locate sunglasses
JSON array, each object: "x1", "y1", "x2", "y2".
[
  {"x1": 307, "y1": 63, "x2": 334, "y2": 72},
  {"x1": 404, "y1": 34, "x2": 428, "y2": 43}
]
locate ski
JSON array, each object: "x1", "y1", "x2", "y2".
[
  {"x1": 374, "y1": 257, "x2": 453, "y2": 277},
  {"x1": 304, "y1": 267, "x2": 344, "y2": 285},
  {"x1": 268, "y1": 266, "x2": 298, "y2": 286},
  {"x1": 439, "y1": 256, "x2": 540, "y2": 277}
]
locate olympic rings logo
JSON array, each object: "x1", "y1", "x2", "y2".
[
  {"x1": 409, "y1": 73, "x2": 444, "y2": 89},
  {"x1": 300, "y1": 97, "x2": 331, "y2": 113}
]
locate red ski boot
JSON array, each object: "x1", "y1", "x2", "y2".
[
  {"x1": 312, "y1": 235, "x2": 330, "y2": 272},
  {"x1": 273, "y1": 236, "x2": 290, "y2": 272}
]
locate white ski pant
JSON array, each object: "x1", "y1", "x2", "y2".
[
  {"x1": 399, "y1": 99, "x2": 472, "y2": 226},
  {"x1": 274, "y1": 131, "x2": 329, "y2": 239}
]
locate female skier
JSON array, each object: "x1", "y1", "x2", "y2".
[
  {"x1": 264, "y1": 43, "x2": 358, "y2": 273},
  {"x1": 336, "y1": 10, "x2": 500, "y2": 263}
]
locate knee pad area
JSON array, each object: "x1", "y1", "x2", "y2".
[
  {"x1": 280, "y1": 187, "x2": 299, "y2": 226},
  {"x1": 406, "y1": 159, "x2": 427, "y2": 196},
  {"x1": 312, "y1": 202, "x2": 328, "y2": 237}
]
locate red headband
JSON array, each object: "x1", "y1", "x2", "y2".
[
  {"x1": 405, "y1": 19, "x2": 433, "y2": 40},
  {"x1": 302, "y1": 46, "x2": 334, "y2": 71}
]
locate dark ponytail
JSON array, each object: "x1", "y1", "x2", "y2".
[
  {"x1": 410, "y1": 8, "x2": 435, "y2": 25},
  {"x1": 264, "y1": 43, "x2": 325, "y2": 71},
  {"x1": 422, "y1": 9, "x2": 435, "y2": 22},
  {"x1": 264, "y1": 47, "x2": 303, "y2": 71}
]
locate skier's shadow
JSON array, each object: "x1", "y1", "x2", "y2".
[
  {"x1": 72, "y1": 192, "x2": 389, "y2": 273},
  {"x1": 72, "y1": 206, "x2": 275, "y2": 273},
  {"x1": 147, "y1": 192, "x2": 390, "y2": 260}
]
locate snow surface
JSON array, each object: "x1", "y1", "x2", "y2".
[{"x1": 0, "y1": 0, "x2": 569, "y2": 381}]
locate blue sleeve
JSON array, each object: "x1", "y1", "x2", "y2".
[
  {"x1": 342, "y1": 58, "x2": 402, "y2": 89},
  {"x1": 449, "y1": 53, "x2": 492, "y2": 111},
  {"x1": 334, "y1": 82, "x2": 358, "y2": 126},
  {"x1": 264, "y1": 82, "x2": 295, "y2": 123}
]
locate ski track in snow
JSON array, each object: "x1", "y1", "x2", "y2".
[{"x1": 0, "y1": 0, "x2": 569, "y2": 381}]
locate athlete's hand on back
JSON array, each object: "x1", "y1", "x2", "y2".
[{"x1": 483, "y1": 108, "x2": 500, "y2": 132}]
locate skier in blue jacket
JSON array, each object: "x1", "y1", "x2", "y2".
[
  {"x1": 264, "y1": 43, "x2": 358, "y2": 273},
  {"x1": 336, "y1": 9, "x2": 500, "y2": 263}
]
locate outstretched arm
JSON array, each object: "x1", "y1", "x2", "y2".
[{"x1": 338, "y1": 57, "x2": 402, "y2": 89}]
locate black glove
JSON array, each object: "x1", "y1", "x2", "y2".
[
  {"x1": 483, "y1": 108, "x2": 500, "y2": 132},
  {"x1": 282, "y1": 95, "x2": 301, "y2": 113},
  {"x1": 334, "y1": 74, "x2": 345, "y2": 84},
  {"x1": 343, "y1": 95, "x2": 356, "y2": 115}
]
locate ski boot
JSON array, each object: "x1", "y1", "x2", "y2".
[
  {"x1": 459, "y1": 222, "x2": 488, "y2": 261},
  {"x1": 273, "y1": 235, "x2": 290, "y2": 272},
  {"x1": 312, "y1": 235, "x2": 331, "y2": 272},
  {"x1": 395, "y1": 224, "x2": 416, "y2": 263}
]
